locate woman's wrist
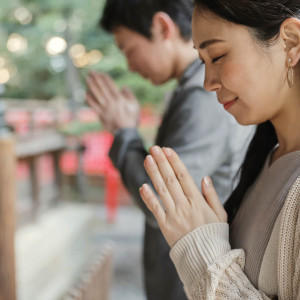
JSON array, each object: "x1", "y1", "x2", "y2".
[{"x1": 170, "y1": 223, "x2": 231, "y2": 288}]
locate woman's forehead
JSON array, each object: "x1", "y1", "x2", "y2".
[{"x1": 192, "y1": 10, "x2": 248, "y2": 48}]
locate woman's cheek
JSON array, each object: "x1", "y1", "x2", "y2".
[{"x1": 221, "y1": 62, "x2": 247, "y2": 91}]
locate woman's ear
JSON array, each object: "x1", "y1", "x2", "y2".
[
  {"x1": 280, "y1": 18, "x2": 300, "y2": 66},
  {"x1": 151, "y1": 12, "x2": 177, "y2": 41}
]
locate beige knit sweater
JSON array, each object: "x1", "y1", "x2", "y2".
[{"x1": 170, "y1": 176, "x2": 300, "y2": 299}]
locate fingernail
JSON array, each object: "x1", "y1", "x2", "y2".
[
  {"x1": 142, "y1": 184, "x2": 149, "y2": 193},
  {"x1": 151, "y1": 146, "x2": 160, "y2": 155},
  {"x1": 163, "y1": 147, "x2": 172, "y2": 157},
  {"x1": 204, "y1": 176, "x2": 212, "y2": 187},
  {"x1": 146, "y1": 155, "x2": 154, "y2": 165}
]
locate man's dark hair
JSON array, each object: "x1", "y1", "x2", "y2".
[{"x1": 100, "y1": 0, "x2": 193, "y2": 41}]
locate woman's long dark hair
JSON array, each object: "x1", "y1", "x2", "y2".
[
  {"x1": 193, "y1": 0, "x2": 300, "y2": 223},
  {"x1": 226, "y1": 122, "x2": 277, "y2": 223}
]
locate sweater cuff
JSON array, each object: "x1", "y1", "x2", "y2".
[
  {"x1": 109, "y1": 128, "x2": 141, "y2": 169},
  {"x1": 170, "y1": 223, "x2": 231, "y2": 289}
]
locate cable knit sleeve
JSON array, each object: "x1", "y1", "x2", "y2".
[
  {"x1": 278, "y1": 176, "x2": 300, "y2": 299},
  {"x1": 170, "y1": 177, "x2": 300, "y2": 300},
  {"x1": 170, "y1": 223, "x2": 272, "y2": 299}
]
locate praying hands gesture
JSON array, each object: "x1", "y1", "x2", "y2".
[
  {"x1": 86, "y1": 71, "x2": 140, "y2": 133},
  {"x1": 139, "y1": 146, "x2": 228, "y2": 247}
]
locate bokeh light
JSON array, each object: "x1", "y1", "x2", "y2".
[
  {"x1": 50, "y1": 56, "x2": 66, "y2": 73},
  {"x1": 87, "y1": 50, "x2": 102, "y2": 65},
  {"x1": 7, "y1": 34, "x2": 28, "y2": 53},
  {"x1": 46, "y1": 37, "x2": 67, "y2": 56},
  {"x1": 69, "y1": 44, "x2": 85, "y2": 59},
  {"x1": 69, "y1": 44, "x2": 102, "y2": 68},
  {"x1": 73, "y1": 53, "x2": 89, "y2": 68},
  {"x1": 14, "y1": 7, "x2": 33, "y2": 25},
  {"x1": 0, "y1": 69, "x2": 10, "y2": 84}
]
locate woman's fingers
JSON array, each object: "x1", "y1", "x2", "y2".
[
  {"x1": 148, "y1": 146, "x2": 188, "y2": 207},
  {"x1": 162, "y1": 147, "x2": 201, "y2": 201},
  {"x1": 201, "y1": 176, "x2": 228, "y2": 222},
  {"x1": 144, "y1": 155, "x2": 176, "y2": 213},
  {"x1": 139, "y1": 183, "x2": 166, "y2": 225},
  {"x1": 140, "y1": 146, "x2": 224, "y2": 247}
]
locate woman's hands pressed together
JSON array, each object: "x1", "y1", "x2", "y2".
[{"x1": 139, "y1": 146, "x2": 228, "y2": 247}]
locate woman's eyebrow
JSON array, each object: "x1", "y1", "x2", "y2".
[{"x1": 199, "y1": 39, "x2": 225, "y2": 49}]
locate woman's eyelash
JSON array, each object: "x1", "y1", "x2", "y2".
[
  {"x1": 199, "y1": 55, "x2": 225, "y2": 65},
  {"x1": 212, "y1": 55, "x2": 225, "y2": 63}
]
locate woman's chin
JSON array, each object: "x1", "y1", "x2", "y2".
[{"x1": 231, "y1": 114, "x2": 255, "y2": 126}]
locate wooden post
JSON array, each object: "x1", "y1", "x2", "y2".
[
  {"x1": 53, "y1": 150, "x2": 63, "y2": 202},
  {"x1": 28, "y1": 156, "x2": 40, "y2": 218},
  {"x1": 0, "y1": 135, "x2": 17, "y2": 300}
]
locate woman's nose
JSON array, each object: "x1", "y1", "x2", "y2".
[{"x1": 203, "y1": 67, "x2": 222, "y2": 92}]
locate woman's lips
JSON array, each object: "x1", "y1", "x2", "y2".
[{"x1": 223, "y1": 97, "x2": 238, "y2": 111}]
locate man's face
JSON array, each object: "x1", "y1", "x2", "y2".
[{"x1": 113, "y1": 26, "x2": 174, "y2": 85}]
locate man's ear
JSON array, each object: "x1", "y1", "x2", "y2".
[
  {"x1": 151, "y1": 12, "x2": 177, "y2": 40},
  {"x1": 280, "y1": 18, "x2": 300, "y2": 66}
]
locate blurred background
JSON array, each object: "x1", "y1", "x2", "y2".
[{"x1": 0, "y1": 0, "x2": 175, "y2": 299}]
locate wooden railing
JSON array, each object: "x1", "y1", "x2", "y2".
[
  {"x1": 0, "y1": 134, "x2": 17, "y2": 300},
  {"x1": 0, "y1": 101, "x2": 114, "y2": 300},
  {"x1": 15, "y1": 128, "x2": 66, "y2": 220},
  {"x1": 65, "y1": 246, "x2": 113, "y2": 300}
]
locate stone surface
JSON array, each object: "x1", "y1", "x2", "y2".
[{"x1": 15, "y1": 203, "x2": 146, "y2": 300}]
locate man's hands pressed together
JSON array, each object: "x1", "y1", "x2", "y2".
[{"x1": 86, "y1": 71, "x2": 140, "y2": 133}]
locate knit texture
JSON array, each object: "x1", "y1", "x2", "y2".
[
  {"x1": 258, "y1": 210, "x2": 281, "y2": 295},
  {"x1": 278, "y1": 176, "x2": 300, "y2": 300},
  {"x1": 230, "y1": 150, "x2": 300, "y2": 287},
  {"x1": 170, "y1": 176, "x2": 300, "y2": 300}
]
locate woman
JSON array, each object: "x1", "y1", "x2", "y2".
[{"x1": 139, "y1": 0, "x2": 300, "y2": 299}]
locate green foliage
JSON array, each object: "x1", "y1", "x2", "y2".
[{"x1": 0, "y1": 0, "x2": 174, "y2": 107}]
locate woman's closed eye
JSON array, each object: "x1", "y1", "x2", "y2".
[
  {"x1": 198, "y1": 54, "x2": 225, "y2": 65},
  {"x1": 212, "y1": 55, "x2": 225, "y2": 63}
]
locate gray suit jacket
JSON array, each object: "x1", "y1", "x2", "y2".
[{"x1": 109, "y1": 60, "x2": 253, "y2": 299}]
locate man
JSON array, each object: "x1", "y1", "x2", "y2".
[{"x1": 86, "y1": 0, "x2": 253, "y2": 299}]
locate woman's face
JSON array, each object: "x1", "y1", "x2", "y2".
[{"x1": 192, "y1": 8, "x2": 290, "y2": 125}]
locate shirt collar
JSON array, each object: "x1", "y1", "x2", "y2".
[{"x1": 178, "y1": 59, "x2": 203, "y2": 87}]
